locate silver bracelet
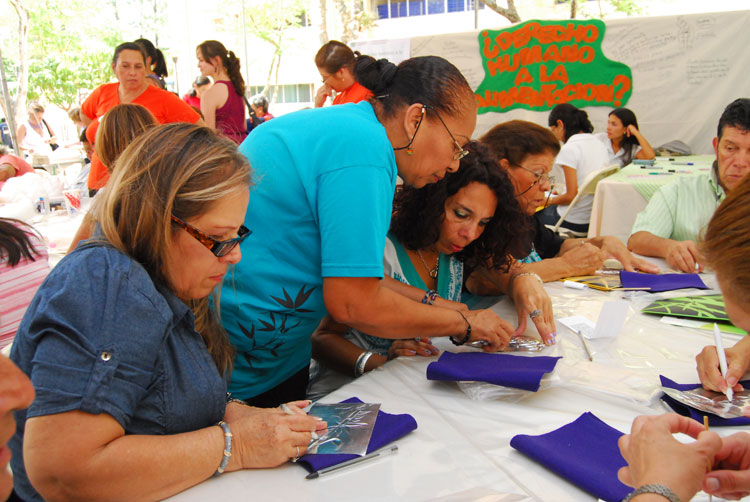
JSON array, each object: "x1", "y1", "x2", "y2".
[
  {"x1": 510, "y1": 272, "x2": 544, "y2": 292},
  {"x1": 622, "y1": 484, "x2": 680, "y2": 502},
  {"x1": 354, "y1": 351, "x2": 375, "y2": 377},
  {"x1": 213, "y1": 421, "x2": 232, "y2": 477}
]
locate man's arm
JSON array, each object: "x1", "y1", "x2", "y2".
[{"x1": 628, "y1": 231, "x2": 703, "y2": 273}]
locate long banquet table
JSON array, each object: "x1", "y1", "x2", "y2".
[
  {"x1": 587, "y1": 155, "x2": 715, "y2": 243},
  {"x1": 169, "y1": 269, "x2": 739, "y2": 502}
]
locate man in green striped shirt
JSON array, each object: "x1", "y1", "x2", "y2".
[{"x1": 628, "y1": 98, "x2": 750, "y2": 272}]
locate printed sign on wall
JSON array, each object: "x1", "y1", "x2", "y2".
[{"x1": 475, "y1": 19, "x2": 633, "y2": 114}]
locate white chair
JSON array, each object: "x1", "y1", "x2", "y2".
[{"x1": 551, "y1": 164, "x2": 620, "y2": 237}]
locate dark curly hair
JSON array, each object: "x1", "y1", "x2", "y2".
[{"x1": 390, "y1": 141, "x2": 528, "y2": 274}]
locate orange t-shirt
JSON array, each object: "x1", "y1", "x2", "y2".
[
  {"x1": 332, "y1": 81, "x2": 373, "y2": 106},
  {"x1": 82, "y1": 83, "x2": 201, "y2": 189}
]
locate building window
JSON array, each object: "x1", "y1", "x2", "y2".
[{"x1": 377, "y1": 0, "x2": 482, "y2": 19}]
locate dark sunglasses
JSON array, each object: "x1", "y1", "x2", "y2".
[{"x1": 171, "y1": 215, "x2": 251, "y2": 257}]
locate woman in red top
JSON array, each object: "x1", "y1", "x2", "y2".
[
  {"x1": 196, "y1": 40, "x2": 248, "y2": 145},
  {"x1": 314, "y1": 40, "x2": 373, "y2": 108},
  {"x1": 80, "y1": 42, "x2": 203, "y2": 192}
]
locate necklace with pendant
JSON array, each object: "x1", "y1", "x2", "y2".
[{"x1": 416, "y1": 249, "x2": 439, "y2": 279}]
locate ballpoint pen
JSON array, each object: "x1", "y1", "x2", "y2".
[
  {"x1": 713, "y1": 323, "x2": 733, "y2": 402},
  {"x1": 306, "y1": 445, "x2": 399, "y2": 479}
]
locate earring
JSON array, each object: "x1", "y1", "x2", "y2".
[{"x1": 407, "y1": 147, "x2": 413, "y2": 155}]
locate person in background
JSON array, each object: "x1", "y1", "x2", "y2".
[
  {"x1": 618, "y1": 174, "x2": 750, "y2": 502},
  {"x1": 595, "y1": 108, "x2": 655, "y2": 167},
  {"x1": 628, "y1": 98, "x2": 750, "y2": 273},
  {"x1": 221, "y1": 54, "x2": 553, "y2": 409},
  {"x1": 0, "y1": 218, "x2": 49, "y2": 350},
  {"x1": 0, "y1": 354, "x2": 35, "y2": 501},
  {"x1": 308, "y1": 142, "x2": 531, "y2": 399},
  {"x1": 537, "y1": 103, "x2": 609, "y2": 235},
  {"x1": 134, "y1": 38, "x2": 168, "y2": 89},
  {"x1": 314, "y1": 40, "x2": 372, "y2": 108},
  {"x1": 0, "y1": 146, "x2": 35, "y2": 189},
  {"x1": 480, "y1": 120, "x2": 658, "y2": 282},
  {"x1": 16, "y1": 101, "x2": 56, "y2": 157},
  {"x1": 80, "y1": 42, "x2": 202, "y2": 194},
  {"x1": 67, "y1": 104, "x2": 159, "y2": 253},
  {"x1": 67, "y1": 107, "x2": 85, "y2": 136},
  {"x1": 9, "y1": 123, "x2": 324, "y2": 502},
  {"x1": 250, "y1": 94, "x2": 274, "y2": 121},
  {"x1": 0, "y1": 118, "x2": 12, "y2": 148},
  {"x1": 196, "y1": 40, "x2": 247, "y2": 145},
  {"x1": 183, "y1": 76, "x2": 212, "y2": 109}
]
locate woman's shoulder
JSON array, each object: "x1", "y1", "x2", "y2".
[{"x1": 53, "y1": 244, "x2": 169, "y2": 314}]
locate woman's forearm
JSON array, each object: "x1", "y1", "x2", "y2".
[{"x1": 25, "y1": 412, "x2": 227, "y2": 502}]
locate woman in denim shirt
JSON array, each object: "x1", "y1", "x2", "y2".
[{"x1": 9, "y1": 124, "x2": 323, "y2": 501}]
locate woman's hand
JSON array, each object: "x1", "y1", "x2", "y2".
[
  {"x1": 597, "y1": 236, "x2": 659, "y2": 273},
  {"x1": 511, "y1": 274, "x2": 555, "y2": 344},
  {"x1": 704, "y1": 432, "x2": 750, "y2": 500},
  {"x1": 665, "y1": 240, "x2": 704, "y2": 273},
  {"x1": 696, "y1": 336, "x2": 750, "y2": 394},
  {"x1": 225, "y1": 402, "x2": 325, "y2": 470},
  {"x1": 388, "y1": 337, "x2": 439, "y2": 359},
  {"x1": 560, "y1": 242, "x2": 604, "y2": 276},
  {"x1": 314, "y1": 84, "x2": 332, "y2": 108},
  {"x1": 618, "y1": 413, "x2": 722, "y2": 502},
  {"x1": 463, "y1": 309, "x2": 514, "y2": 351}
]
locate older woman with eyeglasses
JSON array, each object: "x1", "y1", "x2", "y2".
[
  {"x1": 221, "y1": 56, "x2": 553, "y2": 408},
  {"x1": 9, "y1": 124, "x2": 323, "y2": 502},
  {"x1": 479, "y1": 120, "x2": 657, "y2": 282}
]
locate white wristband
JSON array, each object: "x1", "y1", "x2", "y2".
[{"x1": 354, "y1": 351, "x2": 375, "y2": 377}]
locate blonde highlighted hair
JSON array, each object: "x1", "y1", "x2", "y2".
[
  {"x1": 93, "y1": 123, "x2": 252, "y2": 373},
  {"x1": 95, "y1": 103, "x2": 158, "y2": 173}
]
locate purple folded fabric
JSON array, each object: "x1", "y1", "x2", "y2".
[
  {"x1": 297, "y1": 397, "x2": 417, "y2": 474},
  {"x1": 426, "y1": 351, "x2": 561, "y2": 392},
  {"x1": 660, "y1": 375, "x2": 750, "y2": 426},
  {"x1": 620, "y1": 271, "x2": 708, "y2": 293},
  {"x1": 510, "y1": 412, "x2": 631, "y2": 502}
]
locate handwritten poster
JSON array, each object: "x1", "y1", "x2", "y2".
[{"x1": 475, "y1": 19, "x2": 633, "y2": 114}]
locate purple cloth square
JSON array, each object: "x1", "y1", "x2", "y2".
[
  {"x1": 660, "y1": 375, "x2": 750, "y2": 426},
  {"x1": 426, "y1": 351, "x2": 561, "y2": 392},
  {"x1": 510, "y1": 412, "x2": 631, "y2": 502},
  {"x1": 620, "y1": 271, "x2": 708, "y2": 293},
  {"x1": 297, "y1": 397, "x2": 417, "y2": 474}
]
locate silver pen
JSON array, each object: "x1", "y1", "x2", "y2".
[{"x1": 305, "y1": 445, "x2": 399, "y2": 479}]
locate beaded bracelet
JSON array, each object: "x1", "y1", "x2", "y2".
[
  {"x1": 421, "y1": 290, "x2": 439, "y2": 305},
  {"x1": 450, "y1": 311, "x2": 471, "y2": 346},
  {"x1": 214, "y1": 421, "x2": 232, "y2": 477},
  {"x1": 354, "y1": 351, "x2": 375, "y2": 377}
]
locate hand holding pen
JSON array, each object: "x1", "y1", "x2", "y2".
[{"x1": 696, "y1": 332, "x2": 750, "y2": 396}]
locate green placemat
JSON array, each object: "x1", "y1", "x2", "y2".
[{"x1": 642, "y1": 294, "x2": 730, "y2": 323}]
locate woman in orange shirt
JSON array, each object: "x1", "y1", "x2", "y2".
[
  {"x1": 314, "y1": 40, "x2": 372, "y2": 108},
  {"x1": 80, "y1": 42, "x2": 203, "y2": 193}
]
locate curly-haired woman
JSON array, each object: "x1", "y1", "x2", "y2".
[{"x1": 308, "y1": 142, "x2": 529, "y2": 397}]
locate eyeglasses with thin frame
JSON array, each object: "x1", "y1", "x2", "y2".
[
  {"x1": 171, "y1": 215, "x2": 251, "y2": 257},
  {"x1": 512, "y1": 164, "x2": 555, "y2": 191},
  {"x1": 393, "y1": 105, "x2": 470, "y2": 161}
]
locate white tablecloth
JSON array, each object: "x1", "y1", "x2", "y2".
[
  {"x1": 169, "y1": 274, "x2": 738, "y2": 502},
  {"x1": 588, "y1": 179, "x2": 647, "y2": 243}
]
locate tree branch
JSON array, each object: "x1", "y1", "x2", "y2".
[{"x1": 480, "y1": 0, "x2": 521, "y2": 23}]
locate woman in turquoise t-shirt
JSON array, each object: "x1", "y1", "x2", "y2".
[
  {"x1": 307, "y1": 142, "x2": 529, "y2": 398},
  {"x1": 221, "y1": 56, "x2": 556, "y2": 407}
]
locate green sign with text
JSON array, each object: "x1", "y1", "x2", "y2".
[{"x1": 475, "y1": 19, "x2": 633, "y2": 114}]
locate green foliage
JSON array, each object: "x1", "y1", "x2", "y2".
[
  {"x1": 2, "y1": 0, "x2": 121, "y2": 110},
  {"x1": 28, "y1": 50, "x2": 114, "y2": 110},
  {"x1": 245, "y1": 0, "x2": 308, "y2": 50}
]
